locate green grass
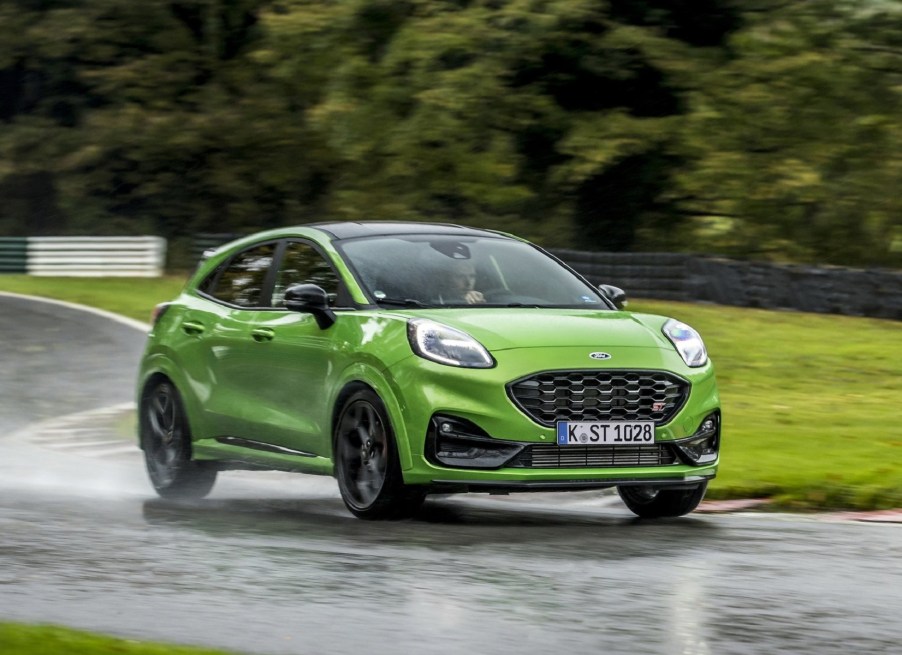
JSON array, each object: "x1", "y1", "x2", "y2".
[
  {"x1": 631, "y1": 300, "x2": 902, "y2": 511},
  {"x1": 0, "y1": 622, "x2": 233, "y2": 655},
  {"x1": 0, "y1": 274, "x2": 187, "y2": 322},
  {"x1": 2, "y1": 275, "x2": 900, "y2": 511}
]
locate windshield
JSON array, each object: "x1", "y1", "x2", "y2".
[{"x1": 338, "y1": 234, "x2": 608, "y2": 309}]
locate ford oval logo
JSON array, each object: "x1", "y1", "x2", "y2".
[{"x1": 589, "y1": 352, "x2": 612, "y2": 360}]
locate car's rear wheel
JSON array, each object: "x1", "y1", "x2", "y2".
[
  {"x1": 141, "y1": 379, "x2": 217, "y2": 499},
  {"x1": 617, "y1": 481, "x2": 708, "y2": 518},
  {"x1": 334, "y1": 388, "x2": 424, "y2": 520}
]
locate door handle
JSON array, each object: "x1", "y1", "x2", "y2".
[
  {"x1": 181, "y1": 320, "x2": 206, "y2": 336},
  {"x1": 251, "y1": 327, "x2": 275, "y2": 342}
]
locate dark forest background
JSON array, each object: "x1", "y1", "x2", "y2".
[{"x1": 1, "y1": 0, "x2": 900, "y2": 267}]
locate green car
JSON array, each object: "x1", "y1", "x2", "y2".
[{"x1": 138, "y1": 222, "x2": 720, "y2": 519}]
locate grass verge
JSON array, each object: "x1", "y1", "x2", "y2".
[
  {"x1": 0, "y1": 274, "x2": 186, "y2": 322},
  {"x1": 2, "y1": 275, "x2": 900, "y2": 511},
  {"x1": 0, "y1": 622, "x2": 232, "y2": 655},
  {"x1": 631, "y1": 299, "x2": 902, "y2": 511}
]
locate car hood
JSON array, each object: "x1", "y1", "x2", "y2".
[{"x1": 405, "y1": 309, "x2": 670, "y2": 352}]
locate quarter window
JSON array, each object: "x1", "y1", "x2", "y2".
[
  {"x1": 271, "y1": 241, "x2": 341, "y2": 307},
  {"x1": 207, "y1": 243, "x2": 277, "y2": 307}
]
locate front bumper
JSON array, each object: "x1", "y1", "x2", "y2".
[
  {"x1": 387, "y1": 345, "x2": 720, "y2": 489},
  {"x1": 425, "y1": 411, "x2": 720, "y2": 470}
]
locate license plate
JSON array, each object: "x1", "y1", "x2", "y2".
[{"x1": 556, "y1": 421, "x2": 655, "y2": 445}]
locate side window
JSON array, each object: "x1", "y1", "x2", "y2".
[
  {"x1": 207, "y1": 243, "x2": 277, "y2": 307},
  {"x1": 271, "y1": 241, "x2": 341, "y2": 307}
]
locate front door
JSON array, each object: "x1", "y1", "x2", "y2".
[{"x1": 233, "y1": 240, "x2": 347, "y2": 457}]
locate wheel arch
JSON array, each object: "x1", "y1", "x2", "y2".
[
  {"x1": 137, "y1": 363, "x2": 202, "y2": 454},
  {"x1": 137, "y1": 352, "x2": 191, "y2": 405},
  {"x1": 330, "y1": 374, "x2": 413, "y2": 471}
]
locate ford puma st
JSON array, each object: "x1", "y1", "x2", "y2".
[{"x1": 138, "y1": 222, "x2": 720, "y2": 519}]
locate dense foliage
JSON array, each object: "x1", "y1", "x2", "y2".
[{"x1": 1, "y1": 0, "x2": 899, "y2": 266}]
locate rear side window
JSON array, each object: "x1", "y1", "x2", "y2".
[
  {"x1": 271, "y1": 241, "x2": 341, "y2": 307},
  {"x1": 206, "y1": 242, "x2": 277, "y2": 307}
]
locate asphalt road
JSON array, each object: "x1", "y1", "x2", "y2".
[{"x1": 1, "y1": 294, "x2": 900, "y2": 655}]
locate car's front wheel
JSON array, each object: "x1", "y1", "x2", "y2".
[
  {"x1": 141, "y1": 379, "x2": 217, "y2": 499},
  {"x1": 617, "y1": 481, "x2": 708, "y2": 518},
  {"x1": 334, "y1": 388, "x2": 424, "y2": 520}
]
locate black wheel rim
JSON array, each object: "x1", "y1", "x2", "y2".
[
  {"x1": 336, "y1": 400, "x2": 388, "y2": 508},
  {"x1": 144, "y1": 384, "x2": 182, "y2": 487}
]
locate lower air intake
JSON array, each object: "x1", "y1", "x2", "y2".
[{"x1": 509, "y1": 444, "x2": 676, "y2": 469}]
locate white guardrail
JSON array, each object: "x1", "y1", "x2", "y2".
[{"x1": 27, "y1": 236, "x2": 166, "y2": 277}]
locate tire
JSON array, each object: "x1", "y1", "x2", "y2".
[
  {"x1": 617, "y1": 481, "x2": 708, "y2": 518},
  {"x1": 141, "y1": 379, "x2": 217, "y2": 499},
  {"x1": 333, "y1": 388, "x2": 424, "y2": 520}
]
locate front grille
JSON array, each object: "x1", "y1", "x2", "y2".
[
  {"x1": 509, "y1": 444, "x2": 677, "y2": 468},
  {"x1": 507, "y1": 369, "x2": 689, "y2": 427}
]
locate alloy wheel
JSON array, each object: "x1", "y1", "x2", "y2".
[
  {"x1": 144, "y1": 383, "x2": 182, "y2": 487},
  {"x1": 336, "y1": 399, "x2": 388, "y2": 508}
]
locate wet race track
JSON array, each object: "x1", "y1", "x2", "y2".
[{"x1": 1, "y1": 293, "x2": 900, "y2": 655}]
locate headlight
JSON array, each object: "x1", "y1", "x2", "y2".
[
  {"x1": 408, "y1": 319, "x2": 495, "y2": 368},
  {"x1": 663, "y1": 319, "x2": 708, "y2": 367}
]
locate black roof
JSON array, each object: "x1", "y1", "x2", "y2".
[{"x1": 309, "y1": 221, "x2": 501, "y2": 241}]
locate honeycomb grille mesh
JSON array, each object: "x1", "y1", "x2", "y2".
[
  {"x1": 510, "y1": 444, "x2": 676, "y2": 468},
  {"x1": 507, "y1": 369, "x2": 688, "y2": 426}
]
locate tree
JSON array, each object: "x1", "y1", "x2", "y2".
[
  {"x1": 1, "y1": 0, "x2": 898, "y2": 267},
  {"x1": 299, "y1": 0, "x2": 745, "y2": 248},
  {"x1": 673, "y1": 0, "x2": 902, "y2": 266},
  {"x1": 0, "y1": 0, "x2": 335, "y2": 245}
]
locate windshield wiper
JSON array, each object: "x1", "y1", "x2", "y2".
[{"x1": 374, "y1": 297, "x2": 428, "y2": 308}]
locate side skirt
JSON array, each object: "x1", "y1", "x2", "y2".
[{"x1": 192, "y1": 437, "x2": 334, "y2": 476}]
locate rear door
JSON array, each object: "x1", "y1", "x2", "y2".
[{"x1": 177, "y1": 241, "x2": 281, "y2": 441}]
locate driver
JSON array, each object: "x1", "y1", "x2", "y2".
[{"x1": 441, "y1": 260, "x2": 485, "y2": 305}]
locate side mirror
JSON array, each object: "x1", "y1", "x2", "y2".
[
  {"x1": 284, "y1": 284, "x2": 336, "y2": 329},
  {"x1": 597, "y1": 284, "x2": 628, "y2": 310}
]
